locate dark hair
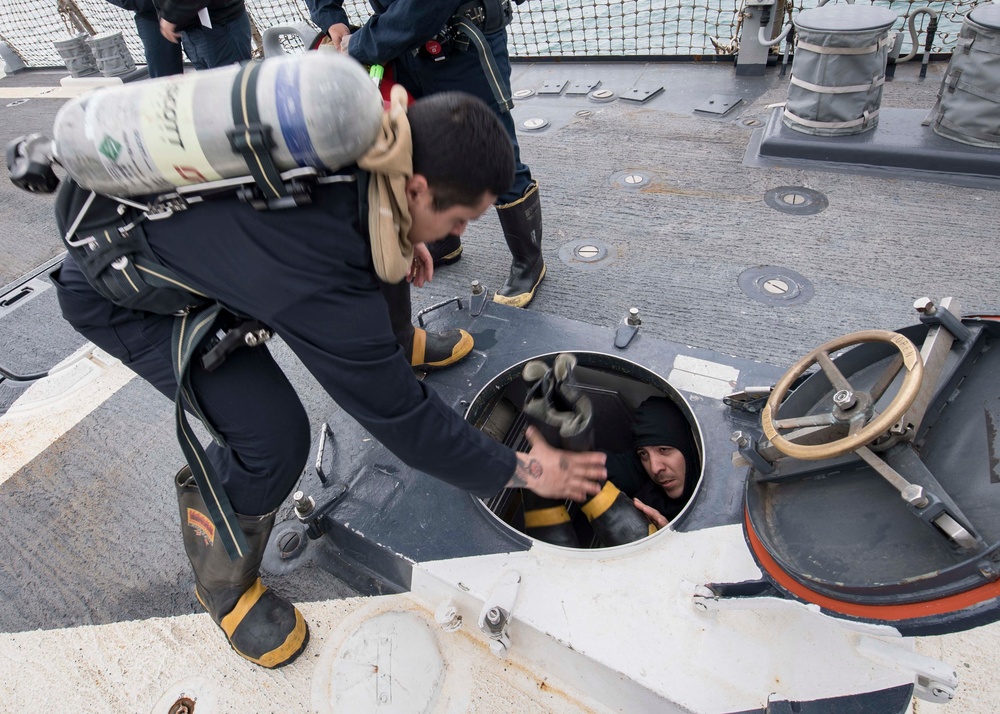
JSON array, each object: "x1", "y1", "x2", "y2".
[{"x1": 408, "y1": 92, "x2": 515, "y2": 210}]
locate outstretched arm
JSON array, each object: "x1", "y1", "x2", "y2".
[{"x1": 507, "y1": 426, "x2": 607, "y2": 501}]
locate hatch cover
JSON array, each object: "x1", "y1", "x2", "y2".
[{"x1": 743, "y1": 320, "x2": 1000, "y2": 635}]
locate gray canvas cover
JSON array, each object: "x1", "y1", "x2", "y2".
[
  {"x1": 784, "y1": 4, "x2": 898, "y2": 136},
  {"x1": 928, "y1": 3, "x2": 1000, "y2": 149}
]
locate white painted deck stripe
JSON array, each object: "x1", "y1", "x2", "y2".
[
  {"x1": 0, "y1": 345, "x2": 134, "y2": 484},
  {"x1": 0, "y1": 595, "x2": 604, "y2": 714}
]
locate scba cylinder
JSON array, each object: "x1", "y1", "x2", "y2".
[{"x1": 53, "y1": 51, "x2": 384, "y2": 196}]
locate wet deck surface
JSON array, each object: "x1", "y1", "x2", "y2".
[{"x1": 1, "y1": 58, "x2": 999, "y2": 712}]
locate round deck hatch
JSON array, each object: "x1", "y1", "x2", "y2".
[
  {"x1": 744, "y1": 322, "x2": 1000, "y2": 635},
  {"x1": 466, "y1": 351, "x2": 704, "y2": 550}
]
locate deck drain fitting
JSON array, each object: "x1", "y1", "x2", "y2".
[
  {"x1": 512, "y1": 88, "x2": 534, "y2": 99},
  {"x1": 169, "y1": 698, "x2": 196, "y2": 714},
  {"x1": 575, "y1": 109, "x2": 594, "y2": 118},
  {"x1": 558, "y1": 238, "x2": 617, "y2": 271},
  {"x1": 522, "y1": 117, "x2": 549, "y2": 131},
  {"x1": 610, "y1": 170, "x2": 651, "y2": 189},
  {"x1": 763, "y1": 186, "x2": 829, "y2": 216},
  {"x1": 738, "y1": 266, "x2": 814, "y2": 306},
  {"x1": 589, "y1": 88, "x2": 616, "y2": 103}
]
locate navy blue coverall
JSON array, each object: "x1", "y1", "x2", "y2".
[
  {"x1": 51, "y1": 176, "x2": 516, "y2": 516},
  {"x1": 306, "y1": 0, "x2": 532, "y2": 204}
]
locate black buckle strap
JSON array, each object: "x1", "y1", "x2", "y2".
[
  {"x1": 451, "y1": 16, "x2": 514, "y2": 113},
  {"x1": 228, "y1": 61, "x2": 288, "y2": 202},
  {"x1": 173, "y1": 305, "x2": 251, "y2": 561},
  {"x1": 456, "y1": 0, "x2": 512, "y2": 35}
]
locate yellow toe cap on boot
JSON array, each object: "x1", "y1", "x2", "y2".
[{"x1": 212, "y1": 578, "x2": 309, "y2": 668}]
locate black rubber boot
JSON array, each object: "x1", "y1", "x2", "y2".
[
  {"x1": 522, "y1": 354, "x2": 594, "y2": 451},
  {"x1": 379, "y1": 278, "x2": 473, "y2": 371},
  {"x1": 176, "y1": 467, "x2": 308, "y2": 668},
  {"x1": 400, "y1": 326, "x2": 474, "y2": 371},
  {"x1": 581, "y1": 481, "x2": 655, "y2": 546},
  {"x1": 427, "y1": 234, "x2": 463, "y2": 267},
  {"x1": 494, "y1": 181, "x2": 545, "y2": 308},
  {"x1": 522, "y1": 491, "x2": 580, "y2": 547}
]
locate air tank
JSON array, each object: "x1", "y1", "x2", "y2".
[{"x1": 52, "y1": 50, "x2": 384, "y2": 196}]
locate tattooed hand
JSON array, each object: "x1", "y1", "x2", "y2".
[{"x1": 506, "y1": 426, "x2": 606, "y2": 501}]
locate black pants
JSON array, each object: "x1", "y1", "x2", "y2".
[
  {"x1": 52, "y1": 254, "x2": 311, "y2": 517},
  {"x1": 379, "y1": 278, "x2": 413, "y2": 348}
]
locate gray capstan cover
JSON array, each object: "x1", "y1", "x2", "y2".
[
  {"x1": 52, "y1": 33, "x2": 98, "y2": 78},
  {"x1": 928, "y1": 3, "x2": 1000, "y2": 149},
  {"x1": 784, "y1": 4, "x2": 898, "y2": 136},
  {"x1": 86, "y1": 32, "x2": 136, "y2": 78}
]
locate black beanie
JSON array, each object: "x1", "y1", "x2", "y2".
[{"x1": 631, "y1": 396, "x2": 695, "y2": 455}]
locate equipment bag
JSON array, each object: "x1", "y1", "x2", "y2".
[{"x1": 927, "y1": 3, "x2": 1000, "y2": 149}]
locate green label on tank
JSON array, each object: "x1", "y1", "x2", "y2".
[{"x1": 98, "y1": 135, "x2": 122, "y2": 162}]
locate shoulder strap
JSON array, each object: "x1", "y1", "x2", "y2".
[{"x1": 228, "y1": 61, "x2": 288, "y2": 202}]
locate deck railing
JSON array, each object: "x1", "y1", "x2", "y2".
[{"x1": 0, "y1": 0, "x2": 981, "y2": 70}]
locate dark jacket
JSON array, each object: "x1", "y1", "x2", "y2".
[
  {"x1": 157, "y1": 0, "x2": 246, "y2": 31},
  {"x1": 306, "y1": 0, "x2": 461, "y2": 66},
  {"x1": 53, "y1": 175, "x2": 516, "y2": 499}
]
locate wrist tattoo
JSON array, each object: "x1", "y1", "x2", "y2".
[{"x1": 512, "y1": 456, "x2": 543, "y2": 487}]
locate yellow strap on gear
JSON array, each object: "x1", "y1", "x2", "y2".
[
  {"x1": 524, "y1": 505, "x2": 571, "y2": 528},
  {"x1": 581, "y1": 481, "x2": 621, "y2": 521}
]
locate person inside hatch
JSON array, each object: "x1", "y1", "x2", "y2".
[
  {"x1": 50, "y1": 90, "x2": 607, "y2": 669},
  {"x1": 607, "y1": 396, "x2": 701, "y2": 529}
]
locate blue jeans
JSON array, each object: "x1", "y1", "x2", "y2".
[
  {"x1": 182, "y1": 11, "x2": 253, "y2": 71},
  {"x1": 134, "y1": 11, "x2": 185, "y2": 78}
]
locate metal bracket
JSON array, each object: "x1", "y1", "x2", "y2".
[
  {"x1": 694, "y1": 94, "x2": 744, "y2": 116},
  {"x1": 723, "y1": 386, "x2": 773, "y2": 415},
  {"x1": 293, "y1": 483, "x2": 348, "y2": 540},
  {"x1": 915, "y1": 296, "x2": 971, "y2": 343},
  {"x1": 565, "y1": 79, "x2": 601, "y2": 95},
  {"x1": 856, "y1": 446, "x2": 979, "y2": 550},
  {"x1": 478, "y1": 570, "x2": 521, "y2": 658},
  {"x1": 537, "y1": 79, "x2": 567, "y2": 95},
  {"x1": 731, "y1": 430, "x2": 775, "y2": 473},
  {"x1": 292, "y1": 421, "x2": 350, "y2": 538},
  {"x1": 857, "y1": 636, "x2": 958, "y2": 704},
  {"x1": 416, "y1": 296, "x2": 465, "y2": 328},
  {"x1": 621, "y1": 85, "x2": 664, "y2": 103},
  {"x1": 470, "y1": 280, "x2": 489, "y2": 316},
  {"x1": 614, "y1": 307, "x2": 641, "y2": 348}
]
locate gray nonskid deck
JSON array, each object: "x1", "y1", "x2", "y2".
[{"x1": 1, "y1": 58, "x2": 998, "y2": 711}]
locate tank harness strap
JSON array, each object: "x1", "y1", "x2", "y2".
[
  {"x1": 62, "y1": 191, "x2": 209, "y2": 315},
  {"x1": 451, "y1": 16, "x2": 514, "y2": 113},
  {"x1": 228, "y1": 61, "x2": 288, "y2": 202},
  {"x1": 172, "y1": 304, "x2": 252, "y2": 561}
]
